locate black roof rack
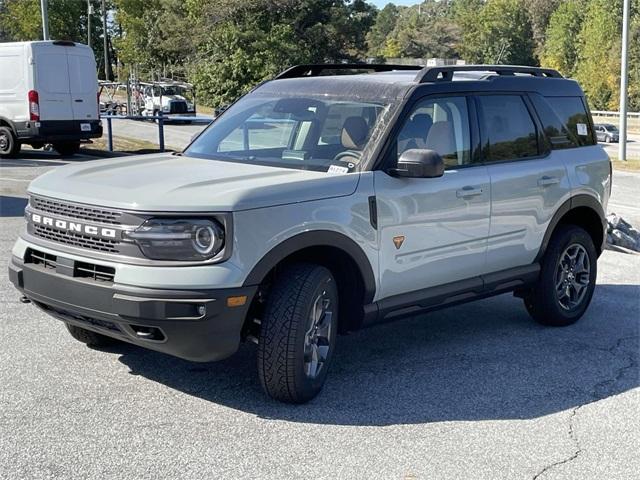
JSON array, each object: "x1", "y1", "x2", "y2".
[
  {"x1": 275, "y1": 63, "x2": 423, "y2": 80},
  {"x1": 415, "y1": 65, "x2": 563, "y2": 83}
]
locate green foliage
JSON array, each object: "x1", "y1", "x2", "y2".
[
  {"x1": 540, "y1": 0, "x2": 585, "y2": 77},
  {"x1": 375, "y1": 1, "x2": 459, "y2": 60},
  {"x1": 575, "y1": 0, "x2": 622, "y2": 109},
  {"x1": 456, "y1": 0, "x2": 536, "y2": 65},
  {"x1": 367, "y1": 3, "x2": 399, "y2": 58}
]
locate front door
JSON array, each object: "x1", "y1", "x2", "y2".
[{"x1": 374, "y1": 95, "x2": 491, "y2": 300}]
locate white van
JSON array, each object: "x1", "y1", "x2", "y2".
[{"x1": 0, "y1": 41, "x2": 102, "y2": 157}]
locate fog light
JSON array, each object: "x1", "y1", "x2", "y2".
[{"x1": 197, "y1": 305, "x2": 206, "y2": 316}]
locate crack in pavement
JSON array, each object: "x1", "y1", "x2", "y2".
[{"x1": 532, "y1": 335, "x2": 639, "y2": 480}]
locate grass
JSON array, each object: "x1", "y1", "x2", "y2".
[
  {"x1": 609, "y1": 157, "x2": 640, "y2": 172},
  {"x1": 83, "y1": 135, "x2": 170, "y2": 154}
]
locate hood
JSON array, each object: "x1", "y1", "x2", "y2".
[{"x1": 27, "y1": 154, "x2": 360, "y2": 212}]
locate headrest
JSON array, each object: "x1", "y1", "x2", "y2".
[
  {"x1": 425, "y1": 121, "x2": 456, "y2": 158},
  {"x1": 341, "y1": 117, "x2": 369, "y2": 150}
]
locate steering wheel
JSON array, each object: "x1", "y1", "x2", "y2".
[{"x1": 333, "y1": 150, "x2": 362, "y2": 163}]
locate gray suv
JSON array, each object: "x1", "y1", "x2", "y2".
[{"x1": 9, "y1": 64, "x2": 611, "y2": 403}]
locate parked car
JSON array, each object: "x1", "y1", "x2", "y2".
[
  {"x1": 9, "y1": 64, "x2": 610, "y2": 403},
  {"x1": 594, "y1": 123, "x2": 620, "y2": 143},
  {"x1": 0, "y1": 40, "x2": 102, "y2": 157}
]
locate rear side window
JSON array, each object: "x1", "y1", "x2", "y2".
[
  {"x1": 478, "y1": 95, "x2": 539, "y2": 162},
  {"x1": 544, "y1": 96, "x2": 596, "y2": 147}
]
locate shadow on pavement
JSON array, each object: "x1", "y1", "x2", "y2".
[
  {"x1": 0, "y1": 196, "x2": 28, "y2": 217},
  {"x1": 115, "y1": 284, "x2": 639, "y2": 426}
]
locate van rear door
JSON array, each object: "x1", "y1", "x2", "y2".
[
  {"x1": 67, "y1": 47, "x2": 98, "y2": 121},
  {"x1": 33, "y1": 43, "x2": 74, "y2": 121}
]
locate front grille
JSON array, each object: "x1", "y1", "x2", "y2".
[
  {"x1": 34, "y1": 224, "x2": 120, "y2": 253},
  {"x1": 169, "y1": 101, "x2": 188, "y2": 114},
  {"x1": 74, "y1": 261, "x2": 115, "y2": 283},
  {"x1": 31, "y1": 196, "x2": 122, "y2": 225}
]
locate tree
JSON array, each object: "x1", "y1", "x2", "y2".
[
  {"x1": 525, "y1": 0, "x2": 560, "y2": 53},
  {"x1": 367, "y1": 3, "x2": 399, "y2": 59},
  {"x1": 540, "y1": 0, "x2": 585, "y2": 77},
  {"x1": 575, "y1": 0, "x2": 622, "y2": 109},
  {"x1": 186, "y1": 0, "x2": 376, "y2": 106},
  {"x1": 455, "y1": 0, "x2": 536, "y2": 65},
  {"x1": 380, "y1": 1, "x2": 460, "y2": 60}
]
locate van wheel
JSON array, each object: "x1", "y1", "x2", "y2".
[
  {"x1": 65, "y1": 323, "x2": 116, "y2": 347},
  {"x1": 0, "y1": 126, "x2": 20, "y2": 157},
  {"x1": 257, "y1": 263, "x2": 338, "y2": 403},
  {"x1": 524, "y1": 225, "x2": 597, "y2": 327},
  {"x1": 53, "y1": 141, "x2": 81, "y2": 156}
]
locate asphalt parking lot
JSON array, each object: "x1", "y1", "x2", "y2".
[{"x1": 0, "y1": 151, "x2": 638, "y2": 479}]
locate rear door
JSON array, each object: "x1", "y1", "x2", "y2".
[
  {"x1": 477, "y1": 94, "x2": 571, "y2": 272},
  {"x1": 67, "y1": 47, "x2": 98, "y2": 120},
  {"x1": 33, "y1": 43, "x2": 73, "y2": 121}
]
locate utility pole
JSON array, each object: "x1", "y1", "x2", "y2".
[
  {"x1": 87, "y1": 1, "x2": 93, "y2": 48},
  {"x1": 40, "y1": 0, "x2": 49, "y2": 40},
  {"x1": 101, "y1": 0, "x2": 109, "y2": 80},
  {"x1": 619, "y1": 0, "x2": 630, "y2": 162}
]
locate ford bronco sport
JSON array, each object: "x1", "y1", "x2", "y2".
[{"x1": 9, "y1": 64, "x2": 611, "y2": 403}]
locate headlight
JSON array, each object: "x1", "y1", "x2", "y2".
[
  {"x1": 124, "y1": 218, "x2": 225, "y2": 261},
  {"x1": 162, "y1": 105, "x2": 170, "y2": 112}
]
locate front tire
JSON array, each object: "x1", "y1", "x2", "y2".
[
  {"x1": 65, "y1": 323, "x2": 116, "y2": 347},
  {"x1": 257, "y1": 263, "x2": 338, "y2": 403},
  {"x1": 525, "y1": 225, "x2": 597, "y2": 326},
  {"x1": 0, "y1": 126, "x2": 20, "y2": 158}
]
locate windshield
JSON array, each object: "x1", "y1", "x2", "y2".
[
  {"x1": 185, "y1": 94, "x2": 391, "y2": 172},
  {"x1": 162, "y1": 87, "x2": 178, "y2": 96},
  {"x1": 605, "y1": 124, "x2": 619, "y2": 132}
]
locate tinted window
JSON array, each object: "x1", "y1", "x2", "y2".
[
  {"x1": 478, "y1": 95, "x2": 539, "y2": 161},
  {"x1": 530, "y1": 94, "x2": 578, "y2": 149},
  {"x1": 395, "y1": 96, "x2": 471, "y2": 168},
  {"x1": 545, "y1": 96, "x2": 596, "y2": 146}
]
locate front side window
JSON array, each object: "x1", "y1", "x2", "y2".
[
  {"x1": 186, "y1": 95, "x2": 389, "y2": 172},
  {"x1": 478, "y1": 95, "x2": 539, "y2": 161},
  {"x1": 394, "y1": 96, "x2": 471, "y2": 168}
]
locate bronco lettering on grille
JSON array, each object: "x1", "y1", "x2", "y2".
[{"x1": 30, "y1": 213, "x2": 117, "y2": 238}]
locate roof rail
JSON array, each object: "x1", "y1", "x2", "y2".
[
  {"x1": 275, "y1": 63, "x2": 423, "y2": 80},
  {"x1": 415, "y1": 65, "x2": 563, "y2": 83}
]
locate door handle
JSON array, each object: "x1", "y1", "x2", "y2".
[
  {"x1": 456, "y1": 186, "x2": 483, "y2": 198},
  {"x1": 74, "y1": 99, "x2": 84, "y2": 103},
  {"x1": 537, "y1": 175, "x2": 560, "y2": 187}
]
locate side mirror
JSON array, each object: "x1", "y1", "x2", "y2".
[{"x1": 389, "y1": 149, "x2": 445, "y2": 178}]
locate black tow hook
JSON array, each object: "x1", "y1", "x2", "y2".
[{"x1": 19, "y1": 296, "x2": 31, "y2": 304}]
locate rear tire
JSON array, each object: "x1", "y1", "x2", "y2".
[
  {"x1": 65, "y1": 323, "x2": 116, "y2": 347},
  {"x1": 524, "y1": 225, "x2": 597, "y2": 327},
  {"x1": 53, "y1": 141, "x2": 81, "y2": 156},
  {"x1": 257, "y1": 263, "x2": 338, "y2": 403},
  {"x1": 0, "y1": 126, "x2": 20, "y2": 158}
]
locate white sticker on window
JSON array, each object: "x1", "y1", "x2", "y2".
[
  {"x1": 328, "y1": 165, "x2": 349, "y2": 174},
  {"x1": 577, "y1": 123, "x2": 588, "y2": 136}
]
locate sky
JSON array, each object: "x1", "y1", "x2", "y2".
[{"x1": 370, "y1": 0, "x2": 420, "y2": 7}]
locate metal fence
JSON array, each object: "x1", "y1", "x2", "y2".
[
  {"x1": 100, "y1": 114, "x2": 213, "y2": 152},
  {"x1": 591, "y1": 110, "x2": 640, "y2": 119}
]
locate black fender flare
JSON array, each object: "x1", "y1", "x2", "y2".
[
  {"x1": 535, "y1": 194, "x2": 607, "y2": 262},
  {"x1": 242, "y1": 230, "x2": 376, "y2": 304}
]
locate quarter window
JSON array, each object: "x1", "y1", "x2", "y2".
[
  {"x1": 478, "y1": 95, "x2": 539, "y2": 162},
  {"x1": 545, "y1": 96, "x2": 596, "y2": 146},
  {"x1": 394, "y1": 96, "x2": 471, "y2": 168}
]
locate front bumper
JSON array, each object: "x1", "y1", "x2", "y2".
[
  {"x1": 15, "y1": 120, "x2": 103, "y2": 142},
  {"x1": 9, "y1": 255, "x2": 256, "y2": 362}
]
